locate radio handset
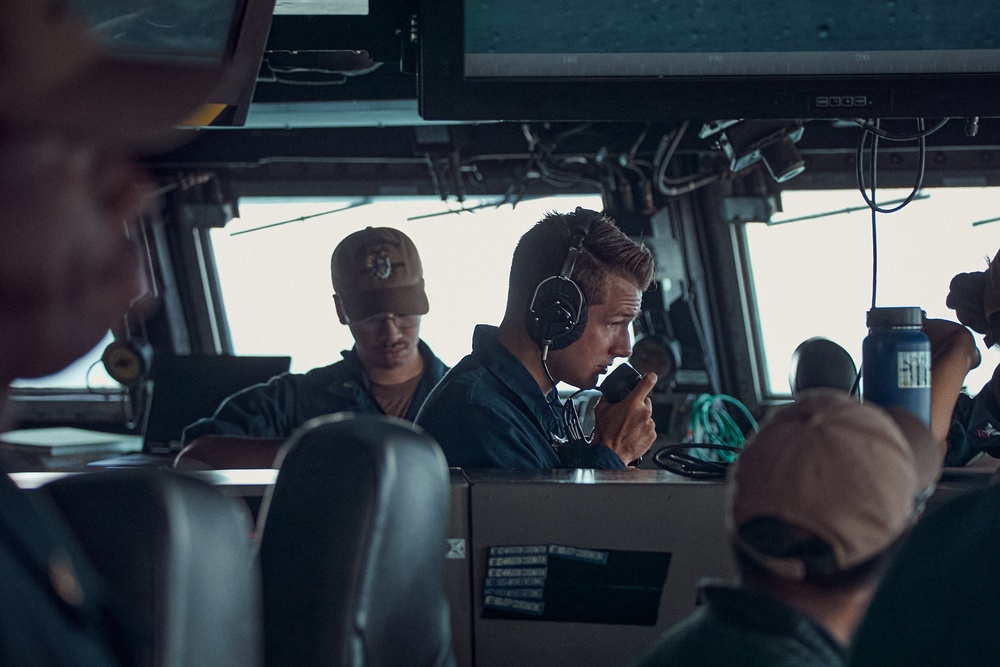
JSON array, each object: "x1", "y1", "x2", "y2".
[
  {"x1": 598, "y1": 363, "x2": 642, "y2": 404},
  {"x1": 598, "y1": 364, "x2": 646, "y2": 467}
]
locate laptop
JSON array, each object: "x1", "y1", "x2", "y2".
[
  {"x1": 141, "y1": 354, "x2": 292, "y2": 454},
  {"x1": 90, "y1": 354, "x2": 291, "y2": 467}
]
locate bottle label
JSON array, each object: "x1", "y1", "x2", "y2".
[{"x1": 896, "y1": 351, "x2": 931, "y2": 388}]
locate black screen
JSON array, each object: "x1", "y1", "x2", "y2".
[
  {"x1": 142, "y1": 354, "x2": 291, "y2": 453},
  {"x1": 464, "y1": 1, "x2": 1000, "y2": 78},
  {"x1": 420, "y1": 0, "x2": 1000, "y2": 121}
]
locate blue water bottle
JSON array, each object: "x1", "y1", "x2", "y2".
[{"x1": 862, "y1": 306, "x2": 932, "y2": 426}]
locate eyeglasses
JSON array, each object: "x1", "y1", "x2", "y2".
[{"x1": 353, "y1": 313, "x2": 420, "y2": 332}]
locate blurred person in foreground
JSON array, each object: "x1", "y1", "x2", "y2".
[
  {"x1": 631, "y1": 389, "x2": 942, "y2": 667},
  {"x1": 0, "y1": 0, "x2": 247, "y2": 663}
]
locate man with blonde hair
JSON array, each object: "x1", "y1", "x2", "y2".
[{"x1": 417, "y1": 208, "x2": 658, "y2": 470}]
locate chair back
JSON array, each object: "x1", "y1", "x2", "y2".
[
  {"x1": 257, "y1": 413, "x2": 455, "y2": 667},
  {"x1": 45, "y1": 469, "x2": 263, "y2": 667},
  {"x1": 850, "y1": 483, "x2": 1000, "y2": 666}
]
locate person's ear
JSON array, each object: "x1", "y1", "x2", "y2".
[
  {"x1": 97, "y1": 151, "x2": 153, "y2": 222},
  {"x1": 333, "y1": 294, "x2": 349, "y2": 325}
]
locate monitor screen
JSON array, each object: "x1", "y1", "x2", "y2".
[
  {"x1": 141, "y1": 354, "x2": 291, "y2": 454},
  {"x1": 420, "y1": 0, "x2": 1000, "y2": 121}
]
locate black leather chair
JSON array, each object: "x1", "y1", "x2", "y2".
[
  {"x1": 850, "y1": 482, "x2": 1000, "y2": 666},
  {"x1": 44, "y1": 469, "x2": 263, "y2": 667},
  {"x1": 257, "y1": 413, "x2": 456, "y2": 667}
]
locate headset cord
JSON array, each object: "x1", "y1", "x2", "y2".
[
  {"x1": 541, "y1": 355, "x2": 592, "y2": 445},
  {"x1": 562, "y1": 388, "x2": 593, "y2": 443}
]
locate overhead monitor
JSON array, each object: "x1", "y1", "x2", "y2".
[{"x1": 419, "y1": 0, "x2": 1000, "y2": 121}]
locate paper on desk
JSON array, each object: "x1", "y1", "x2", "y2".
[{"x1": 0, "y1": 427, "x2": 143, "y2": 456}]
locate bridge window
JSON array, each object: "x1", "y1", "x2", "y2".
[
  {"x1": 744, "y1": 186, "x2": 1000, "y2": 398},
  {"x1": 211, "y1": 195, "x2": 604, "y2": 374}
]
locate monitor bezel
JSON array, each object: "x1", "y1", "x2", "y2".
[
  {"x1": 205, "y1": 0, "x2": 274, "y2": 125},
  {"x1": 418, "y1": 0, "x2": 1000, "y2": 122}
]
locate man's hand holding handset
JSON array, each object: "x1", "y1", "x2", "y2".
[{"x1": 594, "y1": 364, "x2": 658, "y2": 467}]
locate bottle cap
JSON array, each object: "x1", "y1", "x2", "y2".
[{"x1": 867, "y1": 307, "x2": 924, "y2": 328}]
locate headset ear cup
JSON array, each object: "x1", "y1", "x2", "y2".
[
  {"x1": 526, "y1": 276, "x2": 588, "y2": 351},
  {"x1": 789, "y1": 337, "x2": 858, "y2": 397},
  {"x1": 547, "y1": 305, "x2": 587, "y2": 351},
  {"x1": 101, "y1": 339, "x2": 153, "y2": 387},
  {"x1": 525, "y1": 209, "x2": 600, "y2": 353}
]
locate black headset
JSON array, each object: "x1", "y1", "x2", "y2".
[
  {"x1": 525, "y1": 207, "x2": 600, "y2": 358},
  {"x1": 102, "y1": 338, "x2": 153, "y2": 388}
]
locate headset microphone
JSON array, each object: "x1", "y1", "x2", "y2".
[{"x1": 526, "y1": 208, "x2": 600, "y2": 359}]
